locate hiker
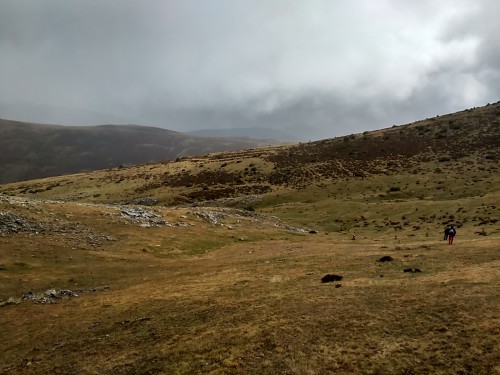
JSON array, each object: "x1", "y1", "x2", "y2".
[
  {"x1": 448, "y1": 225, "x2": 456, "y2": 245},
  {"x1": 444, "y1": 226, "x2": 450, "y2": 240}
]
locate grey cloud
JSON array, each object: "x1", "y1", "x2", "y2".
[{"x1": 0, "y1": 1, "x2": 499, "y2": 140}]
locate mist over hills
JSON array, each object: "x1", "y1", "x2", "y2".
[
  {"x1": 0, "y1": 119, "x2": 277, "y2": 184},
  {"x1": 186, "y1": 127, "x2": 297, "y2": 141}
]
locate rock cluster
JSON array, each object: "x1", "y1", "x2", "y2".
[
  {"x1": 0, "y1": 211, "x2": 43, "y2": 234},
  {"x1": 191, "y1": 206, "x2": 309, "y2": 233},
  {"x1": 121, "y1": 207, "x2": 162, "y2": 221},
  {"x1": 194, "y1": 210, "x2": 226, "y2": 225},
  {"x1": 121, "y1": 207, "x2": 167, "y2": 227},
  {"x1": 0, "y1": 289, "x2": 78, "y2": 306}
]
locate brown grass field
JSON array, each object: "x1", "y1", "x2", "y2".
[{"x1": 1, "y1": 103, "x2": 499, "y2": 374}]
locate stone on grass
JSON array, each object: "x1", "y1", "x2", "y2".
[{"x1": 321, "y1": 274, "x2": 343, "y2": 283}]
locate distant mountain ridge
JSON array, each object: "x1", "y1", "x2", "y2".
[{"x1": 0, "y1": 119, "x2": 276, "y2": 184}]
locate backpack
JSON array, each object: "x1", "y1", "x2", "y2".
[{"x1": 449, "y1": 228, "x2": 456, "y2": 236}]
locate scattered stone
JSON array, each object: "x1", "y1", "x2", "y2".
[
  {"x1": 335, "y1": 284, "x2": 342, "y2": 288},
  {"x1": 321, "y1": 274, "x2": 343, "y2": 283},
  {"x1": 195, "y1": 210, "x2": 225, "y2": 225},
  {"x1": 121, "y1": 207, "x2": 160, "y2": 220},
  {"x1": 192, "y1": 207, "x2": 310, "y2": 233},
  {"x1": 0, "y1": 207, "x2": 112, "y2": 249},
  {"x1": 58, "y1": 289, "x2": 78, "y2": 297},
  {"x1": 309, "y1": 230, "x2": 318, "y2": 234},
  {"x1": 1, "y1": 289, "x2": 80, "y2": 307},
  {"x1": 378, "y1": 256, "x2": 394, "y2": 262},
  {"x1": 44, "y1": 289, "x2": 58, "y2": 298},
  {"x1": 21, "y1": 291, "x2": 36, "y2": 300},
  {"x1": 0, "y1": 211, "x2": 43, "y2": 234},
  {"x1": 120, "y1": 207, "x2": 168, "y2": 227},
  {"x1": 0, "y1": 297, "x2": 20, "y2": 307}
]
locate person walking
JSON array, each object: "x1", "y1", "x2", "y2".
[
  {"x1": 444, "y1": 226, "x2": 450, "y2": 240},
  {"x1": 448, "y1": 225, "x2": 456, "y2": 245}
]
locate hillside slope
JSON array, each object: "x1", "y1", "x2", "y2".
[
  {"x1": 2, "y1": 102, "x2": 498, "y2": 208},
  {"x1": 0, "y1": 120, "x2": 275, "y2": 184}
]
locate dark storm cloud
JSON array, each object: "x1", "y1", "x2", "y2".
[{"x1": 0, "y1": 1, "x2": 499, "y2": 139}]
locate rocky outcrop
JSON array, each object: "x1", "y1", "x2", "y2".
[{"x1": 0, "y1": 211, "x2": 44, "y2": 234}]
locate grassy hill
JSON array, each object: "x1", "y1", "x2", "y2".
[
  {"x1": 2, "y1": 101, "x2": 498, "y2": 207},
  {"x1": 0, "y1": 102, "x2": 499, "y2": 374},
  {"x1": 0, "y1": 119, "x2": 276, "y2": 184}
]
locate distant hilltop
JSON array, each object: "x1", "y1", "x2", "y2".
[{"x1": 0, "y1": 120, "x2": 279, "y2": 184}]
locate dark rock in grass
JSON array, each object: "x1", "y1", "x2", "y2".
[
  {"x1": 309, "y1": 230, "x2": 318, "y2": 234},
  {"x1": 335, "y1": 284, "x2": 342, "y2": 288},
  {"x1": 321, "y1": 274, "x2": 343, "y2": 283},
  {"x1": 22, "y1": 291, "x2": 36, "y2": 300},
  {"x1": 403, "y1": 268, "x2": 422, "y2": 273},
  {"x1": 22, "y1": 289, "x2": 78, "y2": 303},
  {"x1": 58, "y1": 289, "x2": 78, "y2": 297},
  {"x1": 378, "y1": 256, "x2": 394, "y2": 262}
]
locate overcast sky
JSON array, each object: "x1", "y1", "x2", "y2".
[{"x1": 1, "y1": 0, "x2": 499, "y2": 140}]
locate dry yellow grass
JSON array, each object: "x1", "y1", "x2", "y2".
[{"x1": 0, "y1": 196, "x2": 499, "y2": 374}]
